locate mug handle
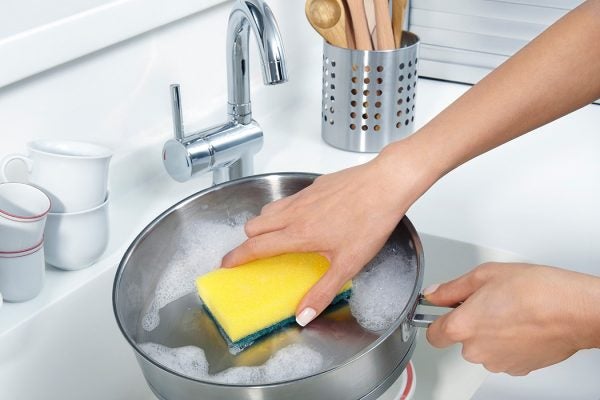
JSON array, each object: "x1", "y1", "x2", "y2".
[{"x1": 0, "y1": 154, "x2": 33, "y2": 182}]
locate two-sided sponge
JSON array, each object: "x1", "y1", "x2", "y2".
[{"x1": 195, "y1": 253, "x2": 352, "y2": 349}]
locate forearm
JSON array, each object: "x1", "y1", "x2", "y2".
[
  {"x1": 576, "y1": 272, "x2": 600, "y2": 349},
  {"x1": 382, "y1": 0, "x2": 600, "y2": 181}
]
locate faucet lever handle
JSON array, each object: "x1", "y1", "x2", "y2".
[{"x1": 170, "y1": 84, "x2": 185, "y2": 141}]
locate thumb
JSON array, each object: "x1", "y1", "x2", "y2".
[
  {"x1": 295, "y1": 267, "x2": 348, "y2": 327},
  {"x1": 424, "y1": 265, "x2": 493, "y2": 307}
]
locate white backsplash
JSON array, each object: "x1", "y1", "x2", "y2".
[{"x1": 0, "y1": 0, "x2": 321, "y2": 195}]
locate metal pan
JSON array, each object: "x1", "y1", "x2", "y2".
[{"x1": 112, "y1": 173, "x2": 446, "y2": 400}]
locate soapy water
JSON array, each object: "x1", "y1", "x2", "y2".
[
  {"x1": 142, "y1": 212, "x2": 416, "y2": 333},
  {"x1": 349, "y1": 246, "x2": 416, "y2": 331},
  {"x1": 139, "y1": 210, "x2": 416, "y2": 383},
  {"x1": 141, "y1": 212, "x2": 252, "y2": 331},
  {"x1": 138, "y1": 342, "x2": 324, "y2": 385}
]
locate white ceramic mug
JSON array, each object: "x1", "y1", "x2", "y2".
[
  {"x1": 44, "y1": 194, "x2": 109, "y2": 270},
  {"x1": 0, "y1": 239, "x2": 45, "y2": 302},
  {"x1": 0, "y1": 182, "x2": 51, "y2": 252},
  {"x1": 1, "y1": 140, "x2": 112, "y2": 213}
]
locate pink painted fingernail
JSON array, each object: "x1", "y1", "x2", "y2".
[
  {"x1": 296, "y1": 308, "x2": 317, "y2": 327},
  {"x1": 423, "y1": 283, "x2": 440, "y2": 296}
]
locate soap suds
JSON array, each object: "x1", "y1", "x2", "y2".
[
  {"x1": 139, "y1": 342, "x2": 208, "y2": 379},
  {"x1": 141, "y1": 212, "x2": 253, "y2": 331},
  {"x1": 142, "y1": 211, "x2": 416, "y2": 334},
  {"x1": 349, "y1": 245, "x2": 416, "y2": 331},
  {"x1": 139, "y1": 206, "x2": 416, "y2": 384},
  {"x1": 139, "y1": 343, "x2": 323, "y2": 385}
]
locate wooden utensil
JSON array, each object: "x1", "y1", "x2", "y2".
[
  {"x1": 371, "y1": 24, "x2": 378, "y2": 46},
  {"x1": 341, "y1": 0, "x2": 356, "y2": 49},
  {"x1": 373, "y1": 0, "x2": 395, "y2": 50},
  {"x1": 392, "y1": 0, "x2": 408, "y2": 48},
  {"x1": 364, "y1": 0, "x2": 376, "y2": 38},
  {"x1": 346, "y1": 0, "x2": 373, "y2": 50},
  {"x1": 305, "y1": 0, "x2": 349, "y2": 48}
]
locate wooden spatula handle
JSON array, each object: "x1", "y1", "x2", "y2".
[
  {"x1": 346, "y1": 0, "x2": 373, "y2": 50},
  {"x1": 373, "y1": 0, "x2": 395, "y2": 50},
  {"x1": 342, "y1": 0, "x2": 356, "y2": 49},
  {"x1": 392, "y1": 0, "x2": 407, "y2": 48}
]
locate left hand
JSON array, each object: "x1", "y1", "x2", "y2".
[{"x1": 425, "y1": 262, "x2": 600, "y2": 375}]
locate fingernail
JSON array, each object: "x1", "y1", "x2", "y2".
[
  {"x1": 296, "y1": 308, "x2": 317, "y2": 327},
  {"x1": 423, "y1": 283, "x2": 440, "y2": 296}
]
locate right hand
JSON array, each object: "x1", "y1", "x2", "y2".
[
  {"x1": 425, "y1": 262, "x2": 600, "y2": 375},
  {"x1": 222, "y1": 139, "x2": 439, "y2": 326}
]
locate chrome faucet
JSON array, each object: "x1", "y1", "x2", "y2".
[{"x1": 162, "y1": 0, "x2": 288, "y2": 184}]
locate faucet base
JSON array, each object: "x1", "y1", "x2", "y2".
[{"x1": 162, "y1": 120, "x2": 263, "y2": 184}]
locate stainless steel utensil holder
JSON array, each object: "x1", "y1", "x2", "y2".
[{"x1": 321, "y1": 32, "x2": 420, "y2": 153}]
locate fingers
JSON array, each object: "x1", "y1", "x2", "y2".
[
  {"x1": 424, "y1": 263, "x2": 496, "y2": 307},
  {"x1": 220, "y1": 230, "x2": 308, "y2": 268},
  {"x1": 260, "y1": 193, "x2": 298, "y2": 215},
  {"x1": 426, "y1": 308, "x2": 470, "y2": 348},
  {"x1": 295, "y1": 266, "x2": 349, "y2": 327},
  {"x1": 244, "y1": 213, "x2": 288, "y2": 237},
  {"x1": 244, "y1": 194, "x2": 300, "y2": 237},
  {"x1": 425, "y1": 264, "x2": 500, "y2": 348}
]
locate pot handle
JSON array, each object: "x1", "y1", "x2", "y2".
[{"x1": 410, "y1": 294, "x2": 460, "y2": 328}]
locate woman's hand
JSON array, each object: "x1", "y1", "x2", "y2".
[
  {"x1": 221, "y1": 139, "x2": 439, "y2": 326},
  {"x1": 425, "y1": 262, "x2": 600, "y2": 375}
]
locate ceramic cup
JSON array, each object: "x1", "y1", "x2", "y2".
[
  {"x1": 0, "y1": 140, "x2": 112, "y2": 213},
  {"x1": 0, "y1": 182, "x2": 51, "y2": 253},
  {"x1": 44, "y1": 194, "x2": 109, "y2": 271},
  {"x1": 0, "y1": 239, "x2": 45, "y2": 302}
]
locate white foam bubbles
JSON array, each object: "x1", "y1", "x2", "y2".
[
  {"x1": 139, "y1": 343, "x2": 323, "y2": 385},
  {"x1": 141, "y1": 212, "x2": 253, "y2": 331},
  {"x1": 139, "y1": 342, "x2": 209, "y2": 379},
  {"x1": 349, "y1": 246, "x2": 416, "y2": 331},
  {"x1": 260, "y1": 343, "x2": 323, "y2": 383}
]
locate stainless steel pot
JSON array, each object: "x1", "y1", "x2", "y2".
[{"x1": 113, "y1": 173, "x2": 439, "y2": 400}]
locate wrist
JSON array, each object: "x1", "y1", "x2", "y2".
[
  {"x1": 566, "y1": 272, "x2": 600, "y2": 350},
  {"x1": 376, "y1": 133, "x2": 446, "y2": 189},
  {"x1": 370, "y1": 137, "x2": 441, "y2": 210},
  {"x1": 582, "y1": 275, "x2": 600, "y2": 349}
]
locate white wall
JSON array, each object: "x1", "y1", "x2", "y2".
[{"x1": 0, "y1": 0, "x2": 319, "y2": 193}]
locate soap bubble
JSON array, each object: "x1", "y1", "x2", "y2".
[
  {"x1": 142, "y1": 212, "x2": 253, "y2": 331},
  {"x1": 138, "y1": 207, "x2": 417, "y2": 384},
  {"x1": 138, "y1": 343, "x2": 323, "y2": 385},
  {"x1": 349, "y1": 245, "x2": 416, "y2": 331},
  {"x1": 138, "y1": 342, "x2": 209, "y2": 380}
]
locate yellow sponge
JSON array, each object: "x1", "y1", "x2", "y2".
[{"x1": 195, "y1": 253, "x2": 352, "y2": 349}]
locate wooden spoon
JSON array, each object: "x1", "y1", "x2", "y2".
[
  {"x1": 373, "y1": 0, "x2": 395, "y2": 50},
  {"x1": 392, "y1": 0, "x2": 408, "y2": 48},
  {"x1": 346, "y1": 0, "x2": 373, "y2": 50},
  {"x1": 306, "y1": 0, "x2": 349, "y2": 48}
]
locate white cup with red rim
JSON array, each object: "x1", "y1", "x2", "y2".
[
  {"x1": 0, "y1": 140, "x2": 112, "y2": 213},
  {"x1": 0, "y1": 182, "x2": 51, "y2": 253},
  {"x1": 0, "y1": 237, "x2": 45, "y2": 302}
]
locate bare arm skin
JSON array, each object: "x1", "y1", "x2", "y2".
[
  {"x1": 222, "y1": 0, "x2": 600, "y2": 373},
  {"x1": 394, "y1": 0, "x2": 600, "y2": 180}
]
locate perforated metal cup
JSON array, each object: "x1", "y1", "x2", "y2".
[{"x1": 321, "y1": 32, "x2": 420, "y2": 153}]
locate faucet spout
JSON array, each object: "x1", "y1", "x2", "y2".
[{"x1": 227, "y1": 0, "x2": 288, "y2": 124}]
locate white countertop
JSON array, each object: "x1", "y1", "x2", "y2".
[{"x1": 0, "y1": 73, "x2": 598, "y2": 398}]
